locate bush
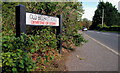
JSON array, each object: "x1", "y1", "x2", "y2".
[
  {"x1": 73, "y1": 33, "x2": 87, "y2": 46},
  {"x1": 2, "y1": 2, "x2": 86, "y2": 49},
  {"x1": 2, "y1": 51, "x2": 36, "y2": 72},
  {"x1": 2, "y1": 30, "x2": 58, "y2": 72},
  {"x1": 2, "y1": 34, "x2": 36, "y2": 72},
  {"x1": 2, "y1": 2, "x2": 87, "y2": 72}
]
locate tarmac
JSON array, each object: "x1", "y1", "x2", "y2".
[{"x1": 66, "y1": 33, "x2": 118, "y2": 71}]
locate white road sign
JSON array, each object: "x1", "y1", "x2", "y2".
[{"x1": 26, "y1": 12, "x2": 59, "y2": 26}]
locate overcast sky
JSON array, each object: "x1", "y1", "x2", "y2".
[{"x1": 79, "y1": 0, "x2": 120, "y2": 21}]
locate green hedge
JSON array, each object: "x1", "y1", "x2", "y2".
[
  {"x1": 2, "y1": 2, "x2": 86, "y2": 72},
  {"x1": 2, "y1": 29, "x2": 58, "y2": 72}
]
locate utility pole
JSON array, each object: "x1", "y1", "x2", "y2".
[
  {"x1": 99, "y1": 0, "x2": 104, "y2": 27},
  {"x1": 99, "y1": 0, "x2": 103, "y2": 2},
  {"x1": 102, "y1": 9, "x2": 104, "y2": 27}
]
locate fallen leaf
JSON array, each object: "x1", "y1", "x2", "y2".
[{"x1": 76, "y1": 55, "x2": 84, "y2": 60}]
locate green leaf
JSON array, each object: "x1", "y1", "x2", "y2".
[
  {"x1": 38, "y1": 56, "x2": 41, "y2": 59},
  {"x1": 42, "y1": 49, "x2": 46, "y2": 52},
  {"x1": 20, "y1": 60, "x2": 24, "y2": 65},
  {"x1": 26, "y1": 68, "x2": 30, "y2": 71},
  {"x1": 9, "y1": 59, "x2": 13, "y2": 63},
  {"x1": 6, "y1": 62, "x2": 10, "y2": 65},
  {"x1": 44, "y1": 55, "x2": 48, "y2": 61},
  {"x1": 13, "y1": 63, "x2": 16, "y2": 67},
  {"x1": 31, "y1": 49, "x2": 35, "y2": 53},
  {"x1": 17, "y1": 53, "x2": 20, "y2": 57},
  {"x1": 44, "y1": 60, "x2": 47, "y2": 65},
  {"x1": 17, "y1": 49, "x2": 22, "y2": 52},
  {"x1": 19, "y1": 64, "x2": 24, "y2": 68},
  {"x1": 8, "y1": 54, "x2": 10, "y2": 57},
  {"x1": 21, "y1": 36, "x2": 24, "y2": 42},
  {"x1": 50, "y1": 57, "x2": 52, "y2": 60},
  {"x1": 51, "y1": 56, "x2": 54, "y2": 60},
  {"x1": 36, "y1": 44, "x2": 39, "y2": 48},
  {"x1": 25, "y1": 57, "x2": 28, "y2": 62},
  {"x1": 12, "y1": 67, "x2": 17, "y2": 71},
  {"x1": 29, "y1": 65, "x2": 32, "y2": 68},
  {"x1": 3, "y1": 44, "x2": 7, "y2": 47}
]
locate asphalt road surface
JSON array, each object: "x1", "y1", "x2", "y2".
[
  {"x1": 83, "y1": 30, "x2": 119, "y2": 53},
  {"x1": 66, "y1": 30, "x2": 119, "y2": 71}
]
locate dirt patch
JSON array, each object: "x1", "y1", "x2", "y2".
[
  {"x1": 54, "y1": 48, "x2": 70, "y2": 71},
  {"x1": 38, "y1": 44, "x2": 77, "y2": 71}
]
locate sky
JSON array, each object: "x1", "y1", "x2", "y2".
[{"x1": 80, "y1": 0, "x2": 120, "y2": 21}]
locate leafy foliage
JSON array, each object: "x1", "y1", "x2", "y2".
[
  {"x1": 2, "y1": 32, "x2": 58, "y2": 71},
  {"x1": 73, "y1": 33, "x2": 87, "y2": 46},
  {"x1": 2, "y1": 2, "x2": 86, "y2": 72},
  {"x1": 2, "y1": 35, "x2": 36, "y2": 72},
  {"x1": 82, "y1": 18, "x2": 92, "y2": 29},
  {"x1": 90, "y1": 1, "x2": 120, "y2": 30}
]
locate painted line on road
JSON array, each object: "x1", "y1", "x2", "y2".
[
  {"x1": 101, "y1": 33, "x2": 110, "y2": 35},
  {"x1": 95, "y1": 31, "x2": 110, "y2": 35},
  {"x1": 96, "y1": 32, "x2": 100, "y2": 33},
  {"x1": 84, "y1": 33, "x2": 120, "y2": 56}
]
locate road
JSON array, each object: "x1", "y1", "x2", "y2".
[
  {"x1": 83, "y1": 30, "x2": 119, "y2": 53},
  {"x1": 66, "y1": 30, "x2": 119, "y2": 71}
]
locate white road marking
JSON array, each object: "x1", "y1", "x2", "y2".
[
  {"x1": 117, "y1": 34, "x2": 119, "y2": 37},
  {"x1": 84, "y1": 33, "x2": 120, "y2": 56},
  {"x1": 95, "y1": 31, "x2": 110, "y2": 35},
  {"x1": 96, "y1": 32, "x2": 100, "y2": 33},
  {"x1": 101, "y1": 33, "x2": 110, "y2": 35}
]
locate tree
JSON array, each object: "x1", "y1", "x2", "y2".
[
  {"x1": 82, "y1": 18, "x2": 92, "y2": 29},
  {"x1": 90, "y1": 1, "x2": 120, "y2": 30}
]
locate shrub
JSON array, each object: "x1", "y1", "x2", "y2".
[
  {"x1": 2, "y1": 34, "x2": 36, "y2": 72},
  {"x1": 2, "y1": 31, "x2": 58, "y2": 72},
  {"x1": 2, "y1": 2, "x2": 87, "y2": 72},
  {"x1": 73, "y1": 33, "x2": 87, "y2": 46}
]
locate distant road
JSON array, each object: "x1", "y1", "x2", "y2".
[{"x1": 83, "y1": 30, "x2": 119, "y2": 53}]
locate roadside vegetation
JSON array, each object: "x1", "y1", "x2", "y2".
[
  {"x1": 81, "y1": 18, "x2": 92, "y2": 29},
  {"x1": 2, "y1": 2, "x2": 87, "y2": 72},
  {"x1": 89, "y1": 1, "x2": 120, "y2": 33}
]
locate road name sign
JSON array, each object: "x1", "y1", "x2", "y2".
[
  {"x1": 26, "y1": 12, "x2": 59, "y2": 26},
  {"x1": 16, "y1": 4, "x2": 62, "y2": 53}
]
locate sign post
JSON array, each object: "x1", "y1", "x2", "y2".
[
  {"x1": 16, "y1": 4, "x2": 62, "y2": 53},
  {"x1": 57, "y1": 15, "x2": 62, "y2": 54},
  {"x1": 16, "y1": 4, "x2": 26, "y2": 37}
]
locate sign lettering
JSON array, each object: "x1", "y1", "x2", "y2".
[{"x1": 26, "y1": 12, "x2": 59, "y2": 26}]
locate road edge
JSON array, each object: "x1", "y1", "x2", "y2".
[{"x1": 84, "y1": 33, "x2": 120, "y2": 56}]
